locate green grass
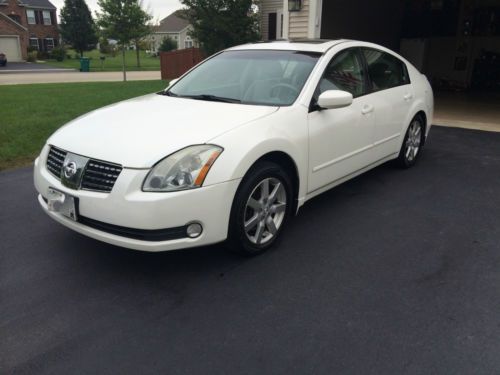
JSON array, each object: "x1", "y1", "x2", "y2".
[
  {"x1": 0, "y1": 80, "x2": 167, "y2": 170},
  {"x1": 39, "y1": 49, "x2": 161, "y2": 72}
]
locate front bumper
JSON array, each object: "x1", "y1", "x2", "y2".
[{"x1": 34, "y1": 152, "x2": 241, "y2": 252}]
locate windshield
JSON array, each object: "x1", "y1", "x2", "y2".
[{"x1": 167, "y1": 50, "x2": 321, "y2": 106}]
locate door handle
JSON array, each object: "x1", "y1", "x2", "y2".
[
  {"x1": 361, "y1": 104, "x2": 374, "y2": 115},
  {"x1": 404, "y1": 93, "x2": 414, "y2": 101}
]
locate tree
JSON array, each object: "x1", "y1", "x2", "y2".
[
  {"x1": 97, "y1": 0, "x2": 152, "y2": 81},
  {"x1": 158, "y1": 37, "x2": 177, "y2": 52},
  {"x1": 180, "y1": 0, "x2": 260, "y2": 56},
  {"x1": 60, "y1": 0, "x2": 98, "y2": 57}
]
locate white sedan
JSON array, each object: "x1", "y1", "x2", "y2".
[{"x1": 34, "y1": 39, "x2": 433, "y2": 255}]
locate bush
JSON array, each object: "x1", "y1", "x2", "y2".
[
  {"x1": 158, "y1": 37, "x2": 177, "y2": 53},
  {"x1": 27, "y1": 51, "x2": 37, "y2": 62},
  {"x1": 36, "y1": 51, "x2": 49, "y2": 60},
  {"x1": 51, "y1": 46, "x2": 66, "y2": 61},
  {"x1": 99, "y1": 37, "x2": 112, "y2": 54}
]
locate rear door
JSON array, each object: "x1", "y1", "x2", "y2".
[{"x1": 361, "y1": 48, "x2": 414, "y2": 159}]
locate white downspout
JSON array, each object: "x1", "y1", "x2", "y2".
[{"x1": 308, "y1": 0, "x2": 322, "y2": 38}]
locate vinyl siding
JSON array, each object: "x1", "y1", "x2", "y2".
[
  {"x1": 260, "y1": 0, "x2": 282, "y2": 40},
  {"x1": 289, "y1": 0, "x2": 309, "y2": 39}
]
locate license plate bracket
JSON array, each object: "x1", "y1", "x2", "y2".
[{"x1": 47, "y1": 187, "x2": 78, "y2": 221}]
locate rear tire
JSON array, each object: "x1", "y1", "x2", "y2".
[
  {"x1": 227, "y1": 161, "x2": 293, "y2": 256},
  {"x1": 396, "y1": 116, "x2": 424, "y2": 168}
]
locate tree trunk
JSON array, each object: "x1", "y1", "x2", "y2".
[
  {"x1": 122, "y1": 46, "x2": 127, "y2": 82},
  {"x1": 135, "y1": 40, "x2": 140, "y2": 68}
]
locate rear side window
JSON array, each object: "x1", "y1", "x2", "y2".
[{"x1": 362, "y1": 49, "x2": 410, "y2": 91}]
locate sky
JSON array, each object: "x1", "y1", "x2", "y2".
[{"x1": 50, "y1": 0, "x2": 182, "y2": 23}]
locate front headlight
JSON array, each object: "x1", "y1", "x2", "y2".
[{"x1": 143, "y1": 145, "x2": 223, "y2": 192}]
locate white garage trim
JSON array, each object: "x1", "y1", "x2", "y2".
[{"x1": 0, "y1": 35, "x2": 23, "y2": 62}]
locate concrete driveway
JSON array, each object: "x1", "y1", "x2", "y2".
[{"x1": 1, "y1": 127, "x2": 499, "y2": 374}]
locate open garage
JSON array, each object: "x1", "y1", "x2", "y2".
[{"x1": 261, "y1": 0, "x2": 500, "y2": 131}]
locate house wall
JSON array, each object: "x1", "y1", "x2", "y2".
[
  {"x1": 26, "y1": 8, "x2": 59, "y2": 49},
  {"x1": 151, "y1": 32, "x2": 180, "y2": 52},
  {"x1": 260, "y1": 0, "x2": 283, "y2": 40},
  {"x1": 0, "y1": 0, "x2": 29, "y2": 59},
  {"x1": 0, "y1": 22, "x2": 28, "y2": 60},
  {"x1": 288, "y1": 0, "x2": 310, "y2": 39}
]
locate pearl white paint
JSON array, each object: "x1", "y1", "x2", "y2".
[{"x1": 34, "y1": 40, "x2": 433, "y2": 252}]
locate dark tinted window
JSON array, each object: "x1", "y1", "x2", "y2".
[
  {"x1": 315, "y1": 49, "x2": 367, "y2": 99},
  {"x1": 363, "y1": 49, "x2": 410, "y2": 91}
]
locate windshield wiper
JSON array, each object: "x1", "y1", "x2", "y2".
[
  {"x1": 182, "y1": 94, "x2": 241, "y2": 103},
  {"x1": 159, "y1": 90, "x2": 178, "y2": 97}
]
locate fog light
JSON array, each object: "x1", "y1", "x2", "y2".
[{"x1": 186, "y1": 222, "x2": 203, "y2": 238}]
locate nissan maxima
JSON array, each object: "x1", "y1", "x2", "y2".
[{"x1": 34, "y1": 39, "x2": 434, "y2": 255}]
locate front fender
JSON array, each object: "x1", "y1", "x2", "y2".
[{"x1": 204, "y1": 106, "x2": 309, "y2": 202}]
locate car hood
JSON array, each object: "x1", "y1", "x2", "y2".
[{"x1": 48, "y1": 94, "x2": 278, "y2": 168}]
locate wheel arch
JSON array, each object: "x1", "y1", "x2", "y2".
[{"x1": 248, "y1": 151, "x2": 301, "y2": 214}]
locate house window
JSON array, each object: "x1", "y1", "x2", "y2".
[
  {"x1": 26, "y1": 9, "x2": 36, "y2": 24},
  {"x1": 184, "y1": 37, "x2": 193, "y2": 49},
  {"x1": 45, "y1": 38, "x2": 54, "y2": 51},
  {"x1": 43, "y1": 10, "x2": 52, "y2": 25},
  {"x1": 29, "y1": 38, "x2": 39, "y2": 50}
]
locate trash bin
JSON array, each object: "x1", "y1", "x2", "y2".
[{"x1": 80, "y1": 57, "x2": 90, "y2": 72}]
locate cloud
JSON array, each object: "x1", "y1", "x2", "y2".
[{"x1": 51, "y1": 0, "x2": 182, "y2": 23}]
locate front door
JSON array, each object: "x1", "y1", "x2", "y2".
[{"x1": 308, "y1": 48, "x2": 375, "y2": 193}]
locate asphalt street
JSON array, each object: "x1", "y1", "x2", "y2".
[{"x1": 1, "y1": 126, "x2": 500, "y2": 374}]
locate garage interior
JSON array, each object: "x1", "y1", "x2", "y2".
[{"x1": 319, "y1": 0, "x2": 500, "y2": 131}]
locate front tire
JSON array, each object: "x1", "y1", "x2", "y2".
[
  {"x1": 396, "y1": 116, "x2": 424, "y2": 168},
  {"x1": 227, "y1": 161, "x2": 293, "y2": 255}
]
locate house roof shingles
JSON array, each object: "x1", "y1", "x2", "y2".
[
  {"x1": 0, "y1": 0, "x2": 56, "y2": 9},
  {"x1": 155, "y1": 10, "x2": 189, "y2": 33}
]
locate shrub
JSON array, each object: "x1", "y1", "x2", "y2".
[
  {"x1": 51, "y1": 46, "x2": 66, "y2": 61},
  {"x1": 158, "y1": 37, "x2": 177, "y2": 53},
  {"x1": 27, "y1": 51, "x2": 37, "y2": 62},
  {"x1": 36, "y1": 51, "x2": 49, "y2": 60}
]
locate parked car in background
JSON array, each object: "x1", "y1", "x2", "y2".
[
  {"x1": 0, "y1": 53, "x2": 6, "y2": 66},
  {"x1": 34, "y1": 39, "x2": 434, "y2": 255}
]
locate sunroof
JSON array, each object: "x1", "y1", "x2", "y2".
[{"x1": 288, "y1": 39, "x2": 337, "y2": 44}]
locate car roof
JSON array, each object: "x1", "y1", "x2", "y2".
[{"x1": 228, "y1": 39, "x2": 349, "y2": 53}]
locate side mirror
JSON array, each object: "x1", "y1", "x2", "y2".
[
  {"x1": 167, "y1": 78, "x2": 179, "y2": 88},
  {"x1": 317, "y1": 90, "x2": 353, "y2": 109}
]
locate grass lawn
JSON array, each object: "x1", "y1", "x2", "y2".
[
  {"x1": 0, "y1": 80, "x2": 167, "y2": 171},
  {"x1": 39, "y1": 49, "x2": 161, "y2": 72}
]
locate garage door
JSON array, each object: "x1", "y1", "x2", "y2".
[{"x1": 0, "y1": 36, "x2": 22, "y2": 62}]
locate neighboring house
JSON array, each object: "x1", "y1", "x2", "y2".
[
  {"x1": 148, "y1": 10, "x2": 197, "y2": 53},
  {"x1": 0, "y1": 0, "x2": 59, "y2": 61}
]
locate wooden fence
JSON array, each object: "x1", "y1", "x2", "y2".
[{"x1": 160, "y1": 48, "x2": 205, "y2": 80}]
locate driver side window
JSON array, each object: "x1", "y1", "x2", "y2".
[{"x1": 315, "y1": 49, "x2": 367, "y2": 101}]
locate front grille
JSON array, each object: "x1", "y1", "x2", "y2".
[
  {"x1": 46, "y1": 146, "x2": 122, "y2": 193},
  {"x1": 81, "y1": 160, "x2": 122, "y2": 193},
  {"x1": 46, "y1": 146, "x2": 67, "y2": 178}
]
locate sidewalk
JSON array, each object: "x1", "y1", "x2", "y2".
[{"x1": 0, "y1": 70, "x2": 162, "y2": 85}]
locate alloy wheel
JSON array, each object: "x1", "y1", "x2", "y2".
[
  {"x1": 405, "y1": 120, "x2": 422, "y2": 162},
  {"x1": 243, "y1": 177, "x2": 287, "y2": 245}
]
